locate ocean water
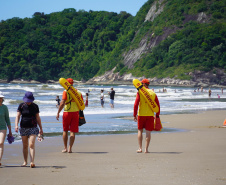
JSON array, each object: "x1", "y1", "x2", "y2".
[{"x1": 0, "y1": 83, "x2": 225, "y2": 138}]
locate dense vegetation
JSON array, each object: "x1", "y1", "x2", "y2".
[
  {"x1": 0, "y1": 9, "x2": 132, "y2": 81},
  {"x1": 128, "y1": 0, "x2": 226, "y2": 80},
  {"x1": 0, "y1": 0, "x2": 225, "y2": 82}
]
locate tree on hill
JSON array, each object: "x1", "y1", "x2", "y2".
[{"x1": 0, "y1": 0, "x2": 225, "y2": 83}]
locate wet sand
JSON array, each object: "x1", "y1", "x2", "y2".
[{"x1": 1, "y1": 110, "x2": 226, "y2": 185}]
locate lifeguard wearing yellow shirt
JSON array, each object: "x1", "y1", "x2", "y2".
[
  {"x1": 133, "y1": 79, "x2": 160, "y2": 153},
  {"x1": 56, "y1": 78, "x2": 83, "y2": 153}
]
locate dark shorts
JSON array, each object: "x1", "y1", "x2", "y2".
[
  {"x1": 63, "y1": 112, "x2": 79, "y2": 133},
  {"x1": 137, "y1": 116, "x2": 154, "y2": 131},
  {"x1": 20, "y1": 127, "x2": 39, "y2": 136}
]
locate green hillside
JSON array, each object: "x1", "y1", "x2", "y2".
[
  {"x1": 0, "y1": 0, "x2": 225, "y2": 82},
  {"x1": 127, "y1": 0, "x2": 226, "y2": 80},
  {"x1": 0, "y1": 9, "x2": 132, "y2": 82}
]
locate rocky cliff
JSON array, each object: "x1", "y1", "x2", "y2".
[
  {"x1": 86, "y1": 67, "x2": 226, "y2": 87},
  {"x1": 123, "y1": 0, "x2": 211, "y2": 69},
  {"x1": 88, "y1": 0, "x2": 219, "y2": 86}
]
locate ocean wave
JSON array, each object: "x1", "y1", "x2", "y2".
[
  {"x1": 1, "y1": 85, "x2": 35, "y2": 92},
  {"x1": 5, "y1": 99, "x2": 24, "y2": 105},
  {"x1": 3, "y1": 83, "x2": 226, "y2": 119},
  {"x1": 37, "y1": 92, "x2": 62, "y2": 96},
  {"x1": 35, "y1": 100, "x2": 56, "y2": 104},
  {"x1": 114, "y1": 100, "x2": 134, "y2": 105}
]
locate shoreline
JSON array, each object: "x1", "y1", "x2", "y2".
[
  {"x1": 1, "y1": 110, "x2": 226, "y2": 185},
  {"x1": 1, "y1": 79, "x2": 226, "y2": 88},
  {"x1": 6, "y1": 109, "x2": 226, "y2": 139}
]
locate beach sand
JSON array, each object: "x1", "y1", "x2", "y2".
[{"x1": 1, "y1": 110, "x2": 226, "y2": 185}]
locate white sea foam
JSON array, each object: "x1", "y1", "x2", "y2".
[
  {"x1": 2, "y1": 83, "x2": 226, "y2": 118},
  {"x1": 2, "y1": 85, "x2": 36, "y2": 92},
  {"x1": 37, "y1": 92, "x2": 60, "y2": 96},
  {"x1": 35, "y1": 100, "x2": 56, "y2": 104},
  {"x1": 4, "y1": 83, "x2": 225, "y2": 136}
]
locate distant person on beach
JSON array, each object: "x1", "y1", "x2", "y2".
[
  {"x1": 56, "y1": 78, "x2": 83, "y2": 153},
  {"x1": 15, "y1": 92, "x2": 43, "y2": 168},
  {"x1": 201, "y1": 87, "x2": 203, "y2": 92},
  {"x1": 217, "y1": 94, "x2": 220, "y2": 98},
  {"x1": 100, "y1": 90, "x2": 104, "y2": 108},
  {"x1": 133, "y1": 79, "x2": 160, "y2": 153},
  {"x1": 85, "y1": 93, "x2": 89, "y2": 107},
  {"x1": 56, "y1": 96, "x2": 60, "y2": 108},
  {"x1": 108, "y1": 87, "x2": 115, "y2": 108},
  {"x1": 0, "y1": 92, "x2": 12, "y2": 166},
  {"x1": 222, "y1": 88, "x2": 223, "y2": 94},
  {"x1": 208, "y1": 88, "x2": 212, "y2": 97}
]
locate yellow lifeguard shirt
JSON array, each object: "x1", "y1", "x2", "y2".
[
  {"x1": 63, "y1": 90, "x2": 80, "y2": 112},
  {"x1": 138, "y1": 89, "x2": 156, "y2": 117}
]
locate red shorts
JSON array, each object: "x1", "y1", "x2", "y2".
[
  {"x1": 63, "y1": 112, "x2": 79, "y2": 133},
  {"x1": 137, "y1": 116, "x2": 154, "y2": 131}
]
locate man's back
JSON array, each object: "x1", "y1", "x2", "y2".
[{"x1": 110, "y1": 90, "x2": 115, "y2": 100}]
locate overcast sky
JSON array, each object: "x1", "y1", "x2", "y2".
[{"x1": 0, "y1": 0, "x2": 148, "y2": 21}]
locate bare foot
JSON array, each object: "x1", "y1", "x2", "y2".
[
  {"x1": 30, "y1": 163, "x2": 35, "y2": 168},
  {"x1": 144, "y1": 151, "x2": 150, "y2": 153},
  {"x1": 21, "y1": 162, "x2": 27, "y2": 167},
  {"x1": 136, "y1": 149, "x2": 142, "y2": 153},
  {"x1": 68, "y1": 147, "x2": 72, "y2": 153},
  {"x1": 62, "y1": 149, "x2": 67, "y2": 153}
]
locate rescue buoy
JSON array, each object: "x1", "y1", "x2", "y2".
[
  {"x1": 133, "y1": 79, "x2": 159, "y2": 113},
  {"x1": 59, "y1": 78, "x2": 85, "y2": 110}
]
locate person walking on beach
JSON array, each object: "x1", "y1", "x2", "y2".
[
  {"x1": 56, "y1": 78, "x2": 83, "y2": 153},
  {"x1": 0, "y1": 92, "x2": 12, "y2": 166},
  {"x1": 133, "y1": 79, "x2": 160, "y2": 153},
  {"x1": 108, "y1": 87, "x2": 115, "y2": 108},
  {"x1": 15, "y1": 92, "x2": 43, "y2": 168},
  {"x1": 100, "y1": 90, "x2": 104, "y2": 108}
]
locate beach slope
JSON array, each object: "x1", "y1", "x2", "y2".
[{"x1": 1, "y1": 110, "x2": 226, "y2": 185}]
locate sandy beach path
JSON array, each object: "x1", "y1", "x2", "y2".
[{"x1": 1, "y1": 110, "x2": 226, "y2": 185}]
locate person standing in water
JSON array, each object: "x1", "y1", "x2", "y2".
[
  {"x1": 100, "y1": 90, "x2": 104, "y2": 108},
  {"x1": 56, "y1": 96, "x2": 60, "y2": 108},
  {"x1": 85, "y1": 93, "x2": 89, "y2": 107},
  {"x1": 208, "y1": 88, "x2": 212, "y2": 97},
  {"x1": 108, "y1": 87, "x2": 115, "y2": 108},
  {"x1": 133, "y1": 79, "x2": 160, "y2": 153}
]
